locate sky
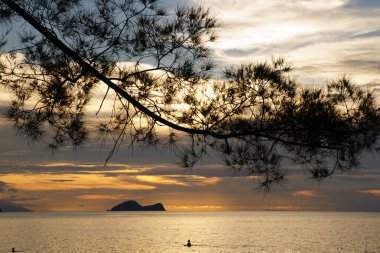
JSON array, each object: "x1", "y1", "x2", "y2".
[{"x1": 1, "y1": 0, "x2": 380, "y2": 212}]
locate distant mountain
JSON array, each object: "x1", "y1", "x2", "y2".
[
  {"x1": 108, "y1": 200, "x2": 166, "y2": 211},
  {"x1": 0, "y1": 202, "x2": 32, "y2": 212}
]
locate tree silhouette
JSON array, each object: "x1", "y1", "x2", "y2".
[{"x1": 1, "y1": 0, "x2": 379, "y2": 189}]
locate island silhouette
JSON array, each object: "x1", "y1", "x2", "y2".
[
  {"x1": 0, "y1": 202, "x2": 31, "y2": 212},
  {"x1": 108, "y1": 200, "x2": 166, "y2": 211}
]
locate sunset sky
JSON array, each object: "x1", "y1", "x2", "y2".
[{"x1": 1, "y1": 0, "x2": 380, "y2": 212}]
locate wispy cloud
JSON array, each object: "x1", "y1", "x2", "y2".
[
  {"x1": 75, "y1": 194, "x2": 134, "y2": 200},
  {"x1": 0, "y1": 173, "x2": 156, "y2": 191},
  {"x1": 345, "y1": 0, "x2": 380, "y2": 9},
  {"x1": 191, "y1": 0, "x2": 380, "y2": 86},
  {"x1": 135, "y1": 175, "x2": 191, "y2": 186}
]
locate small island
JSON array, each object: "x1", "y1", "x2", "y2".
[
  {"x1": 108, "y1": 200, "x2": 166, "y2": 211},
  {"x1": 0, "y1": 204, "x2": 31, "y2": 212}
]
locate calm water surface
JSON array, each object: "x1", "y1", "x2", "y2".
[{"x1": 0, "y1": 211, "x2": 379, "y2": 253}]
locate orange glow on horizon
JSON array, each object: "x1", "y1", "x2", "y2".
[{"x1": 358, "y1": 189, "x2": 380, "y2": 197}]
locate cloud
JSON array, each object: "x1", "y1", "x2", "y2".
[
  {"x1": 188, "y1": 0, "x2": 380, "y2": 86},
  {"x1": 352, "y1": 29, "x2": 380, "y2": 39},
  {"x1": 0, "y1": 161, "x2": 149, "y2": 175},
  {"x1": 0, "y1": 173, "x2": 156, "y2": 191},
  {"x1": 345, "y1": 0, "x2": 380, "y2": 8},
  {"x1": 223, "y1": 48, "x2": 259, "y2": 58},
  {"x1": 135, "y1": 175, "x2": 190, "y2": 186},
  {"x1": 0, "y1": 0, "x2": 380, "y2": 212},
  {"x1": 75, "y1": 194, "x2": 133, "y2": 200},
  {"x1": 135, "y1": 175, "x2": 222, "y2": 187},
  {"x1": 292, "y1": 190, "x2": 319, "y2": 197},
  {"x1": 50, "y1": 179, "x2": 76, "y2": 182},
  {"x1": 0, "y1": 160, "x2": 240, "y2": 179}
]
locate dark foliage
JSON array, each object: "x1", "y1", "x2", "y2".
[{"x1": 1, "y1": 0, "x2": 379, "y2": 189}]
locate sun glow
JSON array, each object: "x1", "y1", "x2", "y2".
[
  {"x1": 136, "y1": 175, "x2": 190, "y2": 186},
  {"x1": 216, "y1": 24, "x2": 314, "y2": 51}
]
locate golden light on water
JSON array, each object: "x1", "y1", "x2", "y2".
[
  {"x1": 265, "y1": 205, "x2": 303, "y2": 211},
  {"x1": 166, "y1": 205, "x2": 224, "y2": 211}
]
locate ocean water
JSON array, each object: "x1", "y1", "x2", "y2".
[{"x1": 0, "y1": 211, "x2": 379, "y2": 253}]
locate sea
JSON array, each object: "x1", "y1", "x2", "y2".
[{"x1": 0, "y1": 211, "x2": 379, "y2": 253}]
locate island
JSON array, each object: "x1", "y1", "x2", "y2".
[
  {"x1": 0, "y1": 204, "x2": 31, "y2": 212},
  {"x1": 108, "y1": 200, "x2": 166, "y2": 211}
]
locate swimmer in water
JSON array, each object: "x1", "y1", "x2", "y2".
[{"x1": 186, "y1": 240, "x2": 191, "y2": 247}]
